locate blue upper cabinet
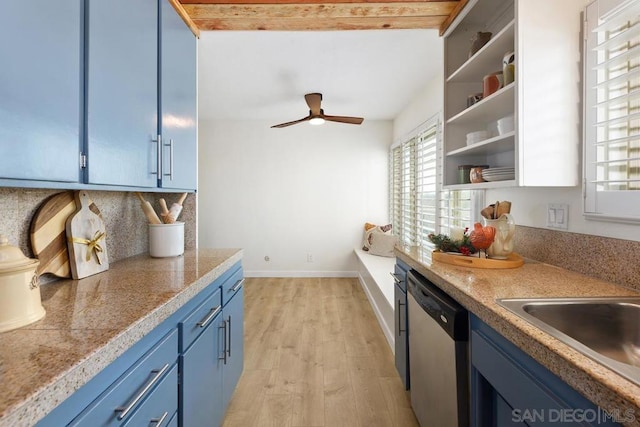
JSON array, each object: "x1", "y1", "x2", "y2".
[
  {"x1": 159, "y1": 0, "x2": 197, "y2": 191},
  {"x1": 85, "y1": 0, "x2": 159, "y2": 187},
  {"x1": 0, "y1": 1, "x2": 82, "y2": 183}
]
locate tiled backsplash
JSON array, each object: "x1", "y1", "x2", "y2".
[
  {"x1": 0, "y1": 188, "x2": 196, "y2": 283},
  {"x1": 515, "y1": 225, "x2": 639, "y2": 291}
]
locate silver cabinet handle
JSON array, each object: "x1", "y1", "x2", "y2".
[
  {"x1": 219, "y1": 320, "x2": 228, "y2": 364},
  {"x1": 115, "y1": 363, "x2": 169, "y2": 420},
  {"x1": 398, "y1": 300, "x2": 406, "y2": 335},
  {"x1": 226, "y1": 315, "x2": 232, "y2": 358},
  {"x1": 197, "y1": 305, "x2": 221, "y2": 328},
  {"x1": 152, "y1": 135, "x2": 162, "y2": 176},
  {"x1": 163, "y1": 138, "x2": 174, "y2": 180},
  {"x1": 150, "y1": 411, "x2": 169, "y2": 426},
  {"x1": 390, "y1": 273, "x2": 402, "y2": 284},
  {"x1": 228, "y1": 278, "x2": 245, "y2": 293}
]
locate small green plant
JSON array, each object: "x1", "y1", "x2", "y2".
[{"x1": 428, "y1": 228, "x2": 476, "y2": 255}]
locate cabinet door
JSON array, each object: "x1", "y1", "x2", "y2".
[
  {"x1": 159, "y1": 0, "x2": 197, "y2": 190},
  {"x1": 86, "y1": 0, "x2": 158, "y2": 187},
  {"x1": 0, "y1": 0, "x2": 81, "y2": 182},
  {"x1": 222, "y1": 287, "x2": 244, "y2": 411},
  {"x1": 180, "y1": 312, "x2": 224, "y2": 427},
  {"x1": 394, "y1": 283, "x2": 409, "y2": 390}
]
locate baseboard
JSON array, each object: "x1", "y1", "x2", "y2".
[{"x1": 245, "y1": 271, "x2": 359, "y2": 278}]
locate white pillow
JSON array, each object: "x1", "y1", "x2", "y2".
[{"x1": 367, "y1": 232, "x2": 398, "y2": 257}]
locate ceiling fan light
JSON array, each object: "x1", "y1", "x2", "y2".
[{"x1": 309, "y1": 117, "x2": 325, "y2": 126}]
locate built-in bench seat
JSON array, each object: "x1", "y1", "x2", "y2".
[{"x1": 354, "y1": 248, "x2": 395, "y2": 350}]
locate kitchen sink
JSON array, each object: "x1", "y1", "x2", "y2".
[{"x1": 496, "y1": 297, "x2": 640, "y2": 386}]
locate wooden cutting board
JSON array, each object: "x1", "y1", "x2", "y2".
[
  {"x1": 66, "y1": 191, "x2": 109, "y2": 279},
  {"x1": 30, "y1": 191, "x2": 101, "y2": 278}
]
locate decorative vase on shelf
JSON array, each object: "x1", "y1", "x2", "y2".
[{"x1": 482, "y1": 214, "x2": 515, "y2": 259}]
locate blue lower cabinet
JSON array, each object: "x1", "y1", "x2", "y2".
[
  {"x1": 68, "y1": 329, "x2": 178, "y2": 426},
  {"x1": 122, "y1": 364, "x2": 178, "y2": 427},
  {"x1": 470, "y1": 315, "x2": 621, "y2": 427},
  {"x1": 222, "y1": 284, "x2": 244, "y2": 411},
  {"x1": 393, "y1": 259, "x2": 410, "y2": 389},
  {"x1": 180, "y1": 311, "x2": 224, "y2": 427}
]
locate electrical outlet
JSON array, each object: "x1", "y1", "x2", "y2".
[
  {"x1": 307, "y1": 253, "x2": 313, "y2": 263},
  {"x1": 546, "y1": 203, "x2": 569, "y2": 230}
]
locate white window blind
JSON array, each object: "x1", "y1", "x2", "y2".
[
  {"x1": 390, "y1": 114, "x2": 479, "y2": 247},
  {"x1": 415, "y1": 122, "x2": 438, "y2": 247},
  {"x1": 584, "y1": 0, "x2": 640, "y2": 222}
]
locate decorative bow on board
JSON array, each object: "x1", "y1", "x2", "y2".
[{"x1": 69, "y1": 230, "x2": 106, "y2": 264}]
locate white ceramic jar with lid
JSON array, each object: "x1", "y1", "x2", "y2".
[{"x1": 0, "y1": 235, "x2": 45, "y2": 332}]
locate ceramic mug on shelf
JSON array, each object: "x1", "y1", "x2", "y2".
[{"x1": 483, "y1": 71, "x2": 503, "y2": 99}]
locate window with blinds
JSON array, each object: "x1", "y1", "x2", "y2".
[
  {"x1": 584, "y1": 0, "x2": 640, "y2": 221},
  {"x1": 389, "y1": 114, "x2": 478, "y2": 247}
]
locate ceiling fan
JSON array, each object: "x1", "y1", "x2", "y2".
[{"x1": 271, "y1": 93, "x2": 364, "y2": 128}]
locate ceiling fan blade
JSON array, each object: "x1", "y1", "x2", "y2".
[
  {"x1": 270, "y1": 116, "x2": 311, "y2": 128},
  {"x1": 305, "y1": 93, "x2": 322, "y2": 115},
  {"x1": 323, "y1": 115, "x2": 364, "y2": 125}
]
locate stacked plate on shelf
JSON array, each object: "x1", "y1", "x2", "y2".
[{"x1": 482, "y1": 167, "x2": 515, "y2": 182}]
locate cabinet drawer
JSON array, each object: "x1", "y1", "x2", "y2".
[
  {"x1": 70, "y1": 329, "x2": 178, "y2": 426},
  {"x1": 122, "y1": 364, "x2": 177, "y2": 427},
  {"x1": 221, "y1": 266, "x2": 244, "y2": 306},
  {"x1": 179, "y1": 287, "x2": 222, "y2": 352}
]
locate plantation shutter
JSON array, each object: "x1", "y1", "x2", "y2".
[{"x1": 584, "y1": 0, "x2": 640, "y2": 221}]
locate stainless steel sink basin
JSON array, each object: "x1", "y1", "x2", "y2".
[{"x1": 496, "y1": 297, "x2": 640, "y2": 386}]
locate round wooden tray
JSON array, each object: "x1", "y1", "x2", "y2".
[{"x1": 432, "y1": 251, "x2": 524, "y2": 269}]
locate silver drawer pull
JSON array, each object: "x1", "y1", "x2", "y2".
[
  {"x1": 197, "y1": 305, "x2": 222, "y2": 328},
  {"x1": 390, "y1": 272, "x2": 402, "y2": 284},
  {"x1": 115, "y1": 363, "x2": 170, "y2": 420},
  {"x1": 228, "y1": 278, "x2": 245, "y2": 293},
  {"x1": 150, "y1": 411, "x2": 169, "y2": 426}
]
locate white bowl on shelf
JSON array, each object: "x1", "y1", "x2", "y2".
[
  {"x1": 466, "y1": 130, "x2": 490, "y2": 145},
  {"x1": 497, "y1": 115, "x2": 514, "y2": 135}
]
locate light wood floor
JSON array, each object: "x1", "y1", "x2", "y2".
[{"x1": 222, "y1": 277, "x2": 419, "y2": 427}]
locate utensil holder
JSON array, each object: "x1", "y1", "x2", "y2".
[{"x1": 149, "y1": 222, "x2": 184, "y2": 258}]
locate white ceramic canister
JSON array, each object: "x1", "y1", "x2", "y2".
[
  {"x1": 482, "y1": 214, "x2": 516, "y2": 259},
  {"x1": 149, "y1": 222, "x2": 184, "y2": 258},
  {"x1": 0, "y1": 235, "x2": 45, "y2": 332}
]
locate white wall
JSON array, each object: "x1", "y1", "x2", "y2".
[
  {"x1": 393, "y1": 62, "x2": 444, "y2": 140},
  {"x1": 198, "y1": 119, "x2": 393, "y2": 276}
]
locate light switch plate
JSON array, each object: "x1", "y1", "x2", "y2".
[{"x1": 547, "y1": 203, "x2": 569, "y2": 229}]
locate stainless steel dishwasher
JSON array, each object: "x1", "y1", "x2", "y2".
[{"x1": 407, "y1": 270, "x2": 469, "y2": 427}]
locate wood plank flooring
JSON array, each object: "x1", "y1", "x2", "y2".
[{"x1": 223, "y1": 277, "x2": 418, "y2": 427}]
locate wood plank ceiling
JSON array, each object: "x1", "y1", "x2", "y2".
[{"x1": 177, "y1": 0, "x2": 467, "y2": 34}]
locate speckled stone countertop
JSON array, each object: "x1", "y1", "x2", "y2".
[
  {"x1": 0, "y1": 248, "x2": 243, "y2": 427},
  {"x1": 396, "y1": 246, "x2": 640, "y2": 427}
]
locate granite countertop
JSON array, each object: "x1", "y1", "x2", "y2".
[
  {"x1": 396, "y1": 246, "x2": 640, "y2": 427},
  {"x1": 0, "y1": 248, "x2": 243, "y2": 427}
]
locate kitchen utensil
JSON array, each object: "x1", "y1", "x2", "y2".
[
  {"x1": 149, "y1": 222, "x2": 184, "y2": 257},
  {"x1": 469, "y1": 32, "x2": 492, "y2": 58},
  {"x1": 466, "y1": 92, "x2": 483, "y2": 108},
  {"x1": 0, "y1": 235, "x2": 46, "y2": 332},
  {"x1": 483, "y1": 214, "x2": 516, "y2": 259},
  {"x1": 466, "y1": 130, "x2": 490, "y2": 145},
  {"x1": 167, "y1": 193, "x2": 188, "y2": 222},
  {"x1": 470, "y1": 165, "x2": 489, "y2": 183},
  {"x1": 159, "y1": 198, "x2": 171, "y2": 223},
  {"x1": 135, "y1": 192, "x2": 162, "y2": 225},
  {"x1": 66, "y1": 191, "x2": 109, "y2": 279},
  {"x1": 30, "y1": 191, "x2": 101, "y2": 278},
  {"x1": 483, "y1": 71, "x2": 503, "y2": 98},
  {"x1": 458, "y1": 165, "x2": 473, "y2": 184},
  {"x1": 497, "y1": 115, "x2": 514, "y2": 134},
  {"x1": 502, "y1": 51, "x2": 515, "y2": 85}
]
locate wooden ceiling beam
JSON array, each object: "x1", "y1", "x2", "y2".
[{"x1": 182, "y1": 2, "x2": 457, "y2": 30}]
